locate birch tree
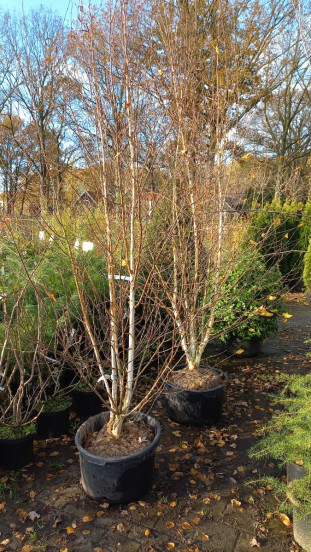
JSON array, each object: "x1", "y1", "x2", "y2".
[
  {"x1": 61, "y1": 0, "x2": 172, "y2": 437},
  {"x1": 147, "y1": 0, "x2": 288, "y2": 372}
]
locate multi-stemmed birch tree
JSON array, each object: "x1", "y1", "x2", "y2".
[
  {"x1": 60, "y1": 0, "x2": 172, "y2": 437},
  {"x1": 146, "y1": 0, "x2": 290, "y2": 373}
]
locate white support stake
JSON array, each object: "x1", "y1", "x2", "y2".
[{"x1": 108, "y1": 274, "x2": 131, "y2": 282}]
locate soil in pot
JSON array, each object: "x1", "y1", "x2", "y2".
[
  {"x1": 162, "y1": 366, "x2": 227, "y2": 426},
  {"x1": 75, "y1": 412, "x2": 161, "y2": 503},
  {"x1": 169, "y1": 367, "x2": 223, "y2": 390},
  {"x1": 84, "y1": 417, "x2": 154, "y2": 457},
  {"x1": 0, "y1": 433, "x2": 34, "y2": 470}
]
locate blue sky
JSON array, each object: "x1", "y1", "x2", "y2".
[{"x1": 0, "y1": 0, "x2": 81, "y2": 21}]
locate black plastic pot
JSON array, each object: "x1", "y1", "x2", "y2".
[
  {"x1": 72, "y1": 389, "x2": 105, "y2": 418},
  {"x1": 225, "y1": 337, "x2": 262, "y2": 358},
  {"x1": 0, "y1": 433, "x2": 34, "y2": 470},
  {"x1": 37, "y1": 408, "x2": 70, "y2": 439},
  {"x1": 287, "y1": 463, "x2": 311, "y2": 552},
  {"x1": 60, "y1": 368, "x2": 79, "y2": 389},
  {"x1": 286, "y1": 277, "x2": 303, "y2": 292},
  {"x1": 75, "y1": 411, "x2": 161, "y2": 503},
  {"x1": 162, "y1": 366, "x2": 228, "y2": 426}
]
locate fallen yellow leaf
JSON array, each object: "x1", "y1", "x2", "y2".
[
  {"x1": 181, "y1": 521, "x2": 192, "y2": 530},
  {"x1": 279, "y1": 513, "x2": 291, "y2": 527},
  {"x1": 210, "y1": 493, "x2": 221, "y2": 501},
  {"x1": 284, "y1": 233, "x2": 289, "y2": 239},
  {"x1": 66, "y1": 527, "x2": 75, "y2": 535},
  {"x1": 235, "y1": 349, "x2": 244, "y2": 355},
  {"x1": 202, "y1": 534, "x2": 210, "y2": 541},
  {"x1": 21, "y1": 546, "x2": 34, "y2": 552},
  {"x1": 82, "y1": 515, "x2": 94, "y2": 523},
  {"x1": 282, "y1": 313, "x2": 292, "y2": 319},
  {"x1": 166, "y1": 544, "x2": 175, "y2": 551},
  {"x1": 144, "y1": 529, "x2": 151, "y2": 536},
  {"x1": 166, "y1": 521, "x2": 175, "y2": 528},
  {"x1": 116, "y1": 522, "x2": 128, "y2": 533},
  {"x1": 231, "y1": 499, "x2": 241, "y2": 507},
  {"x1": 268, "y1": 296, "x2": 276, "y2": 301}
]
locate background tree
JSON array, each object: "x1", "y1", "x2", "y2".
[
  {"x1": 238, "y1": 26, "x2": 311, "y2": 201},
  {"x1": 4, "y1": 9, "x2": 72, "y2": 212}
]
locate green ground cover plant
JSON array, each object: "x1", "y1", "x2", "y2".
[{"x1": 250, "y1": 373, "x2": 311, "y2": 518}]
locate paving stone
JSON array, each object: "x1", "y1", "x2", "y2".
[
  {"x1": 95, "y1": 533, "x2": 141, "y2": 552},
  {"x1": 199, "y1": 498, "x2": 227, "y2": 518},
  {"x1": 199, "y1": 519, "x2": 239, "y2": 552},
  {"x1": 233, "y1": 531, "x2": 258, "y2": 551},
  {"x1": 223, "y1": 508, "x2": 256, "y2": 534}
]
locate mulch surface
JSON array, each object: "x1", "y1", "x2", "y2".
[
  {"x1": 0, "y1": 293, "x2": 310, "y2": 552},
  {"x1": 84, "y1": 418, "x2": 154, "y2": 457}
]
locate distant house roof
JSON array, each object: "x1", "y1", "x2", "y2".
[{"x1": 75, "y1": 190, "x2": 98, "y2": 206}]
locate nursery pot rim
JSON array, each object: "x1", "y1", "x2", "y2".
[
  {"x1": 75, "y1": 411, "x2": 161, "y2": 464},
  {"x1": 165, "y1": 364, "x2": 228, "y2": 394}
]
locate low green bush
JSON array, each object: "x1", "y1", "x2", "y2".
[
  {"x1": 249, "y1": 373, "x2": 311, "y2": 518},
  {"x1": 213, "y1": 250, "x2": 283, "y2": 343},
  {"x1": 0, "y1": 423, "x2": 36, "y2": 440},
  {"x1": 41, "y1": 396, "x2": 72, "y2": 413},
  {"x1": 303, "y1": 237, "x2": 311, "y2": 292},
  {"x1": 248, "y1": 199, "x2": 304, "y2": 282}
]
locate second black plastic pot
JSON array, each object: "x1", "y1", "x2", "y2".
[
  {"x1": 225, "y1": 337, "x2": 262, "y2": 358},
  {"x1": 75, "y1": 411, "x2": 161, "y2": 504},
  {"x1": 0, "y1": 433, "x2": 34, "y2": 470},
  {"x1": 37, "y1": 409, "x2": 70, "y2": 439},
  {"x1": 162, "y1": 366, "x2": 228, "y2": 426},
  {"x1": 72, "y1": 389, "x2": 104, "y2": 418}
]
